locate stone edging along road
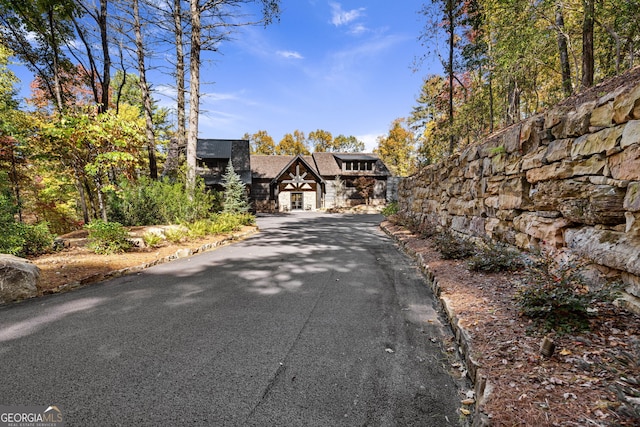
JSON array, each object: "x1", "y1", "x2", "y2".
[
  {"x1": 380, "y1": 222, "x2": 491, "y2": 427},
  {"x1": 42, "y1": 227, "x2": 259, "y2": 297}
]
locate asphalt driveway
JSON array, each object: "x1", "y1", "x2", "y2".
[{"x1": 0, "y1": 213, "x2": 462, "y2": 426}]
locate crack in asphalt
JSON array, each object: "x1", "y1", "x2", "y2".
[{"x1": 243, "y1": 265, "x2": 334, "y2": 422}]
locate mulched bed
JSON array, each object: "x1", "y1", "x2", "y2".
[{"x1": 381, "y1": 221, "x2": 640, "y2": 427}]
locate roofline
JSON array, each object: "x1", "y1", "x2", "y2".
[{"x1": 271, "y1": 154, "x2": 325, "y2": 185}]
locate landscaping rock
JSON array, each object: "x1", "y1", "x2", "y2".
[{"x1": 0, "y1": 254, "x2": 40, "y2": 304}]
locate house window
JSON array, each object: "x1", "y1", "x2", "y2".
[{"x1": 345, "y1": 162, "x2": 352, "y2": 171}]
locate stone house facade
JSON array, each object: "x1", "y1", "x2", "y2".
[{"x1": 196, "y1": 139, "x2": 392, "y2": 212}]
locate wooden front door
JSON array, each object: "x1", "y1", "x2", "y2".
[{"x1": 291, "y1": 192, "x2": 303, "y2": 210}]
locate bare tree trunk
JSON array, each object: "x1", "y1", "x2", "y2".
[
  {"x1": 99, "y1": 0, "x2": 111, "y2": 112},
  {"x1": 75, "y1": 179, "x2": 90, "y2": 224},
  {"x1": 556, "y1": 3, "x2": 573, "y2": 96},
  {"x1": 447, "y1": 0, "x2": 455, "y2": 154},
  {"x1": 186, "y1": 0, "x2": 201, "y2": 191},
  {"x1": 488, "y1": 70, "x2": 494, "y2": 133},
  {"x1": 132, "y1": 0, "x2": 158, "y2": 179},
  {"x1": 581, "y1": 0, "x2": 595, "y2": 88},
  {"x1": 46, "y1": 6, "x2": 65, "y2": 113},
  {"x1": 166, "y1": 0, "x2": 187, "y2": 178}
]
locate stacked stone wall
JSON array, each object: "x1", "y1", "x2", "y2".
[{"x1": 398, "y1": 73, "x2": 640, "y2": 308}]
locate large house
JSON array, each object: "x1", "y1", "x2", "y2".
[{"x1": 196, "y1": 139, "x2": 392, "y2": 212}]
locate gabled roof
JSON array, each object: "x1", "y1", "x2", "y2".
[
  {"x1": 311, "y1": 152, "x2": 391, "y2": 177},
  {"x1": 249, "y1": 152, "x2": 392, "y2": 181},
  {"x1": 251, "y1": 155, "x2": 295, "y2": 179},
  {"x1": 272, "y1": 154, "x2": 324, "y2": 185},
  {"x1": 311, "y1": 152, "x2": 342, "y2": 176}
]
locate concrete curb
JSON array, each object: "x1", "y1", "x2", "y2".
[
  {"x1": 380, "y1": 222, "x2": 492, "y2": 427},
  {"x1": 42, "y1": 227, "x2": 259, "y2": 296}
]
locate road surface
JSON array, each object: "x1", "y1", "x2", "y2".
[{"x1": 0, "y1": 213, "x2": 462, "y2": 426}]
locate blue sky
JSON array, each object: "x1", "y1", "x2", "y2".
[{"x1": 11, "y1": 1, "x2": 440, "y2": 152}]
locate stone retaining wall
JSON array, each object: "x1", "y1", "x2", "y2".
[{"x1": 398, "y1": 73, "x2": 640, "y2": 311}]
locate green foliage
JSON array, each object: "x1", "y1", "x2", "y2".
[
  {"x1": 86, "y1": 220, "x2": 132, "y2": 255},
  {"x1": 514, "y1": 252, "x2": 622, "y2": 333},
  {"x1": 433, "y1": 230, "x2": 476, "y2": 259},
  {"x1": 164, "y1": 227, "x2": 186, "y2": 243},
  {"x1": 0, "y1": 192, "x2": 23, "y2": 255},
  {"x1": 20, "y1": 222, "x2": 54, "y2": 256},
  {"x1": 0, "y1": 191, "x2": 53, "y2": 256},
  {"x1": 142, "y1": 231, "x2": 164, "y2": 248},
  {"x1": 108, "y1": 177, "x2": 216, "y2": 226},
  {"x1": 381, "y1": 201, "x2": 398, "y2": 217},
  {"x1": 468, "y1": 239, "x2": 524, "y2": 273},
  {"x1": 375, "y1": 118, "x2": 416, "y2": 176},
  {"x1": 185, "y1": 213, "x2": 254, "y2": 238},
  {"x1": 222, "y1": 160, "x2": 249, "y2": 214},
  {"x1": 187, "y1": 219, "x2": 210, "y2": 239}
]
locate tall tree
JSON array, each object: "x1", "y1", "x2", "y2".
[
  {"x1": 581, "y1": 0, "x2": 595, "y2": 88},
  {"x1": 308, "y1": 129, "x2": 334, "y2": 152},
  {"x1": 420, "y1": 0, "x2": 466, "y2": 154},
  {"x1": 375, "y1": 119, "x2": 416, "y2": 177},
  {"x1": 332, "y1": 135, "x2": 365, "y2": 152},
  {"x1": 555, "y1": 2, "x2": 573, "y2": 96},
  {"x1": 222, "y1": 159, "x2": 249, "y2": 213},
  {"x1": 245, "y1": 130, "x2": 276, "y2": 154},
  {"x1": 0, "y1": 0, "x2": 77, "y2": 113},
  {"x1": 185, "y1": 0, "x2": 281, "y2": 191},
  {"x1": 277, "y1": 132, "x2": 309, "y2": 155}
]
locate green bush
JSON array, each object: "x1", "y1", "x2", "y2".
[
  {"x1": 20, "y1": 222, "x2": 55, "y2": 256},
  {"x1": 433, "y1": 230, "x2": 476, "y2": 259},
  {"x1": 0, "y1": 193, "x2": 23, "y2": 255},
  {"x1": 468, "y1": 239, "x2": 524, "y2": 273},
  {"x1": 108, "y1": 177, "x2": 218, "y2": 226},
  {"x1": 515, "y1": 252, "x2": 621, "y2": 333},
  {"x1": 188, "y1": 219, "x2": 211, "y2": 239},
  {"x1": 164, "y1": 226, "x2": 186, "y2": 243},
  {"x1": 86, "y1": 220, "x2": 132, "y2": 255},
  {"x1": 142, "y1": 231, "x2": 164, "y2": 248},
  {"x1": 381, "y1": 202, "x2": 398, "y2": 217},
  {"x1": 0, "y1": 193, "x2": 54, "y2": 256}
]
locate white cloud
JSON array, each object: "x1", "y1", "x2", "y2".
[
  {"x1": 277, "y1": 50, "x2": 304, "y2": 59},
  {"x1": 330, "y1": 2, "x2": 365, "y2": 27}
]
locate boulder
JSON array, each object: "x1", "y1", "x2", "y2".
[
  {"x1": 566, "y1": 227, "x2": 640, "y2": 277},
  {"x1": 0, "y1": 254, "x2": 40, "y2": 304},
  {"x1": 570, "y1": 125, "x2": 624, "y2": 159},
  {"x1": 609, "y1": 144, "x2": 640, "y2": 180}
]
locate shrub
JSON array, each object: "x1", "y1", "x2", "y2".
[
  {"x1": 381, "y1": 202, "x2": 398, "y2": 217},
  {"x1": 0, "y1": 193, "x2": 23, "y2": 255},
  {"x1": 468, "y1": 239, "x2": 524, "y2": 273},
  {"x1": 86, "y1": 220, "x2": 132, "y2": 255},
  {"x1": 433, "y1": 231, "x2": 476, "y2": 259},
  {"x1": 164, "y1": 226, "x2": 186, "y2": 244},
  {"x1": 0, "y1": 193, "x2": 54, "y2": 256},
  {"x1": 20, "y1": 222, "x2": 55, "y2": 256},
  {"x1": 514, "y1": 252, "x2": 621, "y2": 333},
  {"x1": 108, "y1": 177, "x2": 217, "y2": 226},
  {"x1": 142, "y1": 231, "x2": 164, "y2": 248},
  {"x1": 188, "y1": 219, "x2": 211, "y2": 239}
]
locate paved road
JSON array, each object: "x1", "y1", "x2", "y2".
[{"x1": 0, "y1": 213, "x2": 461, "y2": 426}]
